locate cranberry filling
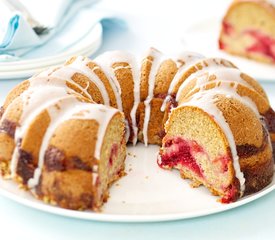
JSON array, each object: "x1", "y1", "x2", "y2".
[
  {"x1": 166, "y1": 93, "x2": 178, "y2": 113},
  {"x1": 219, "y1": 21, "x2": 234, "y2": 50},
  {"x1": 245, "y1": 30, "x2": 275, "y2": 62},
  {"x1": 219, "y1": 39, "x2": 226, "y2": 50},
  {"x1": 109, "y1": 144, "x2": 118, "y2": 166},
  {"x1": 155, "y1": 93, "x2": 167, "y2": 100},
  {"x1": 213, "y1": 155, "x2": 230, "y2": 173},
  {"x1": 159, "y1": 137, "x2": 205, "y2": 178},
  {"x1": 221, "y1": 184, "x2": 239, "y2": 203},
  {"x1": 222, "y1": 21, "x2": 234, "y2": 35},
  {"x1": 220, "y1": 22, "x2": 275, "y2": 62}
]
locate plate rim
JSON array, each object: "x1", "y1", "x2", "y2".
[
  {"x1": 0, "y1": 23, "x2": 102, "y2": 74},
  {"x1": 0, "y1": 39, "x2": 102, "y2": 80}
]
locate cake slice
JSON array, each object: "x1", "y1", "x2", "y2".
[
  {"x1": 219, "y1": 0, "x2": 275, "y2": 64},
  {"x1": 158, "y1": 94, "x2": 273, "y2": 203}
]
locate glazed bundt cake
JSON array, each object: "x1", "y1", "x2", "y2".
[
  {"x1": 0, "y1": 76, "x2": 126, "y2": 210},
  {"x1": 219, "y1": 0, "x2": 275, "y2": 64},
  {"x1": 0, "y1": 48, "x2": 274, "y2": 210}
]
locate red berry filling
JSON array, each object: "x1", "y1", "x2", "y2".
[
  {"x1": 219, "y1": 21, "x2": 234, "y2": 50},
  {"x1": 222, "y1": 21, "x2": 234, "y2": 36},
  {"x1": 219, "y1": 39, "x2": 226, "y2": 50},
  {"x1": 221, "y1": 183, "x2": 239, "y2": 203},
  {"x1": 213, "y1": 155, "x2": 230, "y2": 173},
  {"x1": 158, "y1": 137, "x2": 205, "y2": 178},
  {"x1": 245, "y1": 30, "x2": 275, "y2": 61},
  {"x1": 109, "y1": 144, "x2": 118, "y2": 166},
  {"x1": 159, "y1": 137, "x2": 239, "y2": 203}
]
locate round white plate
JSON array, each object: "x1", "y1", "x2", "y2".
[
  {"x1": 180, "y1": 18, "x2": 275, "y2": 82},
  {"x1": 0, "y1": 23, "x2": 102, "y2": 80},
  {"x1": 0, "y1": 143, "x2": 274, "y2": 222}
]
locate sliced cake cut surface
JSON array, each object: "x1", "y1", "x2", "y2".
[
  {"x1": 159, "y1": 94, "x2": 273, "y2": 203},
  {"x1": 219, "y1": 0, "x2": 275, "y2": 64}
]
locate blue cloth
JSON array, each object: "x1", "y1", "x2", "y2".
[{"x1": 0, "y1": 0, "x2": 125, "y2": 61}]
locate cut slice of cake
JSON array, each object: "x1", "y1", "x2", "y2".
[
  {"x1": 219, "y1": 0, "x2": 275, "y2": 64},
  {"x1": 158, "y1": 94, "x2": 273, "y2": 203}
]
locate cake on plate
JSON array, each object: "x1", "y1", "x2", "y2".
[{"x1": 0, "y1": 48, "x2": 274, "y2": 210}]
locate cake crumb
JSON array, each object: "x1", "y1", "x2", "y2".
[
  {"x1": 115, "y1": 183, "x2": 120, "y2": 187},
  {"x1": 190, "y1": 180, "x2": 201, "y2": 188},
  {"x1": 127, "y1": 152, "x2": 137, "y2": 158},
  {"x1": 145, "y1": 176, "x2": 149, "y2": 179},
  {"x1": 122, "y1": 201, "x2": 126, "y2": 204},
  {"x1": 128, "y1": 168, "x2": 132, "y2": 172}
]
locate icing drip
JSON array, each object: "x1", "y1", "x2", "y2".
[
  {"x1": 10, "y1": 77, "x2": 73, "y2": 177},
  {"x1": 142, "y1": 49, "x2": 165, "y2": 146},
  {"x1": 161, "y1": 58, "x2": 236, "y2": 111},
  {"x1": 160, "y1": 55, "x2": 205, "y2": 111},
  {"x1": 184, "y1": 81, "x2": 260, "y2": 117},
  {"x1": 175, "y1": 68, "x2": 248, "y2": 102},
  {"x1": 36, "y1": 66, "x2": 93, "y2": 101},
  {"x1": 50, "y1": 56, "x2": 111, "y2": 105},
  {"x1": 179, "y1": 90, "x2": 246, "y2": 193},
  {"x1": 68, "y1": 56, "x2": 110, "y2": 105},
  {"x1": 28, "y1": 98, "x2": 118, "y2": 188},
  {"x1": 199, "y1": 68, "x2": 251, "y2": 87},
  {"x1": 172, "y1": 51, "x2": 205, "y2": 68},
  {"x1": 94, "y1": 51, "x2": 140, "y2": 145},
  {"x1": 94, "y1": 54, "x2": 123, "y2": 111}
]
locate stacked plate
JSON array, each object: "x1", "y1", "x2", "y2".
[{"x1": 0, "y1": 23, "x2": 102, "y2": 80}]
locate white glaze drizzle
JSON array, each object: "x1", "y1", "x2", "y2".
[
  {"x1": 172, "y1": 51, "x2": 205, "y2": 68},
  {"x1": 175, "y1": 67, "x2": 254, "y2": 103},
  {"x1": 94, "y1": 53, "x2": 123, "y2": 111},
  {"x1": 10, "y1": 77, "x2": 73, "y2": 177},
  {"x1": 175, "y1": 68, "x2": 256, "y2": 104},
  {"x1": 200, "y1": 68, "x2": 251, "y2": 87},
  {"x1": 160, "y1": 54, "x2": 204, "y2": 111},
  {"x1": 142, "y1": 48, "x2": 165, "y2": 146},
  {"x1": 67, "y1": 56, "x2": 111, "y2": 105},
  {"x1": 35, "y1": 66, "x2": 93, "y2": 101},
  {"x1": 36, "y1": 56, "x2": 113, "y2": 106},
  {"x1": 28, "y1": 97, "x2": 118, "y2": 188},
  {"x1": 187, "y1": 81, "x2": 260, "y2": 117},
  {"x1": 178, "y1": 88, "x2": 250, "y2": 193},
  {"x1": 6, "y1": 74, "x2": 118, "y2": 189},
  {"x1": 94, "y1": 51, "x2": 140, "y2": 145},
  {"x1": 161, "y1": 57, "x2": 235, "y2": 111},
  {"x1": 92, "y1": 172, "x2": 99, "y2": 186}
]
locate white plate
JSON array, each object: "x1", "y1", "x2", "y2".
[
  {"x1": 0, "y1": 143, "x2": 274, "y2": 222},
  {"x1": 0, "y1": 44, "x2": 101, "y2": 80},
  {"x1": 180, "y1": 18, "x2": 275, "y2": 82},
  {"x1": 0, "y1": 23, "x2": 102, "y2": 79}
]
